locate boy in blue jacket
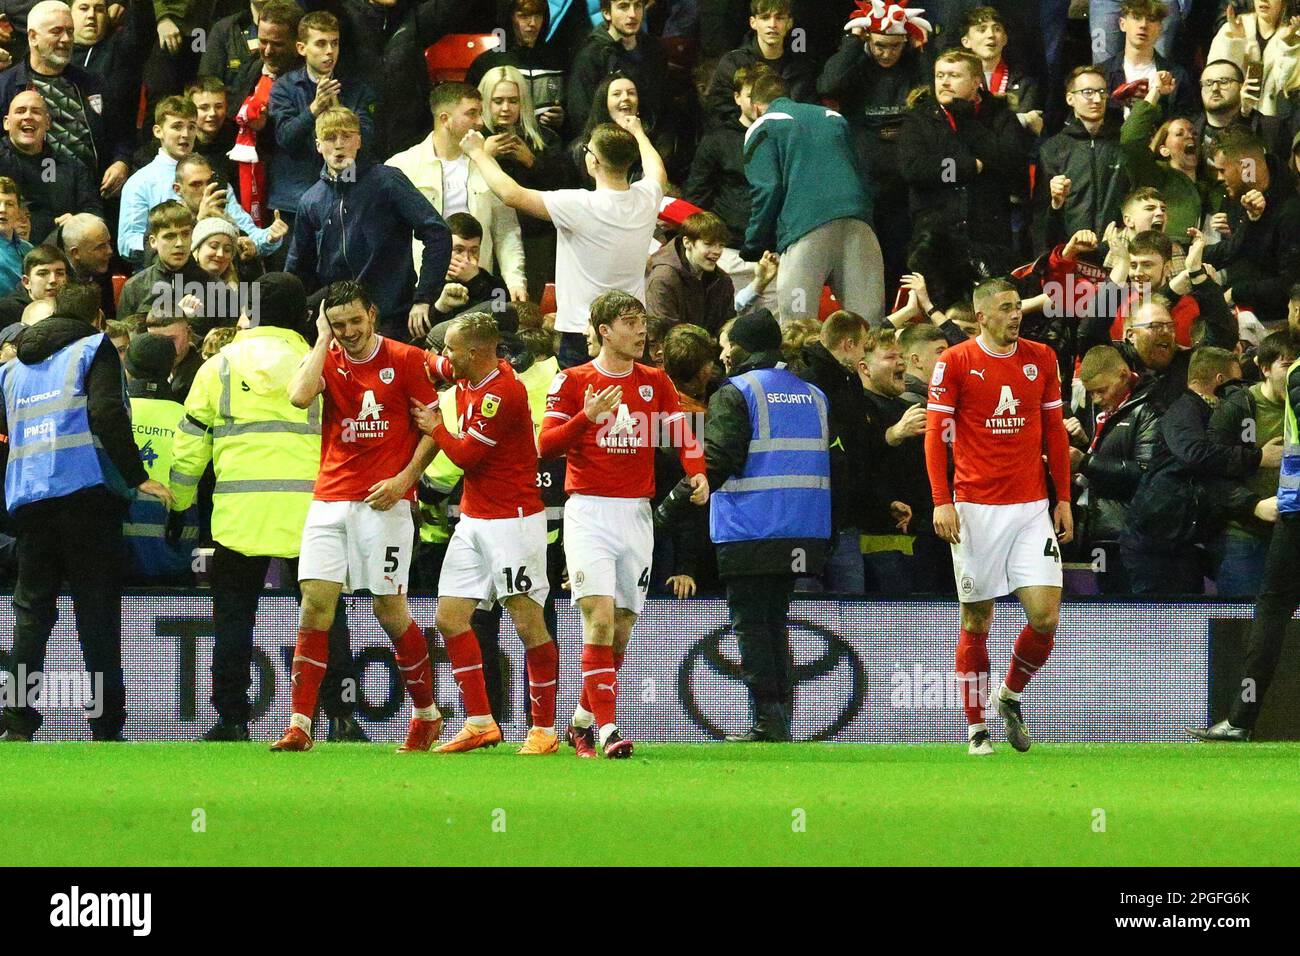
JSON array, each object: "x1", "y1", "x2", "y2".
[{"x1": 286, "y1": 106, "x2": 451, "y2": 342}]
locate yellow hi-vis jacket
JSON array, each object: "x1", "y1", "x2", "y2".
[{"x1": 168, "y1": 325, "x2": 321, "y2": 558}]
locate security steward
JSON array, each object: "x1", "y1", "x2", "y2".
[
  {"x1": 0, "y1": 284, "x2": 172, "y2": 742},
  {"x1": 123, "y1": 333, "x2": 199, "y2": 584},
  {"x1": 1192, "y1": 353, "x2": 1300, "y2": 743},
  {"x1": 168, "y1": 273, "x2": 364, "y2": 743},
  {"x1": 661, "y1": 310, "x2": 831, "y2": 742}
]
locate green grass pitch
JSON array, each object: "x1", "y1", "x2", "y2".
[{"x1": 9, "y1": 742, "x2": 1300, "y2": 866}]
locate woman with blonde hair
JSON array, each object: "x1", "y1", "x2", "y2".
[{"x1": 476, "y1": 64, "x2": 568, "y2": 299}]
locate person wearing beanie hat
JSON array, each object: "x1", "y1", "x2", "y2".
[
  {"x1": 121, "y1": 332, "x2": 196, "y2": 586},
  {"x1": 169, "y1": 268, "x2": 364, "y2": 743},
  {"x1": 125, "y1": 333, "x2": 177, "y2": 390},
  {"x1": 658, "y1": 305, "x2": 831, "y2": 743},
  {"x1": 0, "y1": 321, "x2": 23, "y2": 363}
]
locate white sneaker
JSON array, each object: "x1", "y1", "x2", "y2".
[{"x1": 968, "y1": 729, "x2": 994, "y2": 755}]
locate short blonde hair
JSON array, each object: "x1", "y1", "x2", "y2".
[{"x1": 315, "y1": 106, "x2": 360, "y2": 140}]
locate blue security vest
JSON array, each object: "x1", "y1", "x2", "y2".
[
  {"x1": 0, "y1": 333, "x2": 130, "y2": 513},
  {"x1": 710, "y1": 366, "x2": 832, "y2": 544},
  {"x1": 1279, "y1": 357, "x2": 1300, "y2": 514}
]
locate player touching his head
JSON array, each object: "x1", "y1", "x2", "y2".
[
  {"x1": 274, "y1": 280, "x2": 444, "y2": 753},
  {"x1": 539, "y1": 291, "x2": 708, "y2": 758},
  {"x1": 409, "y1": 312, "x2": 561, "y2": 755},
  {"x1": 924, "y1": 277, "x2": 1072, "y2": 756}
]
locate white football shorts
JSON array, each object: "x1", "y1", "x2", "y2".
[
  {"x1": 438, "y1": 511, "x2": 550, "y2": 609},
  {"x1": 298, "y1": 499, "x2": 415, "y2": 595},
  {"x1": 563, "y1": 494, "x2": 654, "y2": 614},
  {"x1": 949, "y1": 499, "x2": 1063, "y2": 602}
]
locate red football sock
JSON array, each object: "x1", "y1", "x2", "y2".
[
  {"x1": 1005, "y1": 624, "x2": 1055, "y2": 693},
  {"x1": 955, "y1": 628, "x2": 990, "y2": 727},
  {"x1": 581, "y1": 644, "x2": 618, "y2": 728},
  {"x1": 290, "y1": 628, "x2": 329, "y2": 723},
  {"x1": 394, "y1": 620, "x2": 434, "y2": 710},
  {"x1": 579, "y1": 649, "x2": 625, "y2": 713},
  {"x1": 525, "y1": 640, "x2": 559, "y2": 728},
  {"x1": 444, "y1": 629, "x2": 493, "y2": 719}
]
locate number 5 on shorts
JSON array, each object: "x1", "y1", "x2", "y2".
[{"x1": 384, "y1": 546, "x2": 400, "y2": 572}]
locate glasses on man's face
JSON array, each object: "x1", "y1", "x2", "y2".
[
  {"x1": 1134, "y1": 321, "x2": 1176, "y2": 332},
  {"x1": 1073, "y1": 87, "x2": 1109, "y2": 100},
  {"x1": 1201, "y1": 78, "x2": 1240, "y2": 90}
]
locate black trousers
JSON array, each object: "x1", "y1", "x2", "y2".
[
  {"x1": 210, "y1": 543, "x2": 356, "y2": 725},
  {"x1": 725, "y1": 574, "x2": 795, "y2": 720},
  {"x1": 2, "y1": 496, "x2": 128, "y2": 739},
  {"x1": 1230, "y1": 513, "x2": 1300, "y2": 730},
  {"x1": 1119, "y1": 540, "x2": 1205, "y2": 595}
]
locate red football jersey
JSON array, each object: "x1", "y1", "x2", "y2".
[
  {"x1": 925, "y1": 336, "x2": 1064, "y2": 506},
  {"x1": 315, "y1": 336, "x2": 436, "y2": 502},
  {"x1": 450, "y1": 360, "x2": 543, "y2": 519},
  {"x1": 541, "y1": 359, "x2": 704, "y2": 499}
]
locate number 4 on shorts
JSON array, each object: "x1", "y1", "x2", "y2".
[{"x1": 1043, "y1": 537, "x2": 1061, "y2": 562}]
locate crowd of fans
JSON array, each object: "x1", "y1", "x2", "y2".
[{"x1": 0, "y1": 0, "x2": 1296, "y2": 599}]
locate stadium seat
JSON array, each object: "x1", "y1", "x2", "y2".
[
  {"x1": 112, "y1": 274, "x2": 127, "y2": 308},
  {"x1": 425, "y1": 34, "x2": 501, "y2": 82},
  {"x1": 540, "y1": 282, "x2": 556, "y2": 316}
]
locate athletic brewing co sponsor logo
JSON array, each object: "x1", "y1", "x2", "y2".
[{"x1": 49, "y1": 886, "x2": 151, "y2": 936}]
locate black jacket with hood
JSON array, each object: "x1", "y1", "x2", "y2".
[
  {"x1": 466, "y1": 0, "x2": 567, "y2": 112},
  {"x1": 565, "y1": 22, "x2": 669, "y2": 138}
]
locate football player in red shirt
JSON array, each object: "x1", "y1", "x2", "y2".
[
  {"x1": 540, "y1": 290, "x2": 709, "y2": 758},
  {"x1": 272, "y1": 280, "x2": 444, "y2": 754},
  {"x1": 924, "y1": 277, "x2": 1072, "y2": 756},
  {"x1": 409, "y1": 312, "x2": 562, "y2": 755}
]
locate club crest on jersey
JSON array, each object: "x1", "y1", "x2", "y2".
[
  {"x1": 639, "y1": 384, "x2": 654, "y2": 402},
  {"x1": 1023, "y1": 364, "x2": 1038, "y2": 381},
  {"x1": 548, "y1": 372, "x2": 567, "y2": 395},
  {"x1": 379, "y1": 367, "x2": 395, "y2": 384},
  {"x1": 481, "y1": 393, "x2": 501, "y2": 418}
]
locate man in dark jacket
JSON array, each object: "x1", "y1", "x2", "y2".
[
  {"x1": 1095, "y1": 0, "x2": 1196, "y2": 121},
  {"x1": 565, "y1": 0, "x2": 669, "y2": 139},
  {"x1": 285, "y1": 105, "x2": 450, "y2": 342},
  {"x1": 1035, "y1": 65, "x2": 1131, "y2": 254},
  {"x1": 466, "y1": 0, "x2": 567, "y2": 133},
  {"x1": 820, "y1": 12, "x2": 931, "y2": 288},
  {"x1": 305, "y1": 0, "x2": 465, "y2": 160},
  {"x1": 691, "y1": 308, "x2": 831, "y2": 741},
  {"x1": 645, "y1": 211, "x2": 737, "y2": 335},
  {"x1": 267, "y1": 9, "x2": 377, "y2": 220},
  {"x1": 198, "y1": 0, "x2": 262, "y2": 88},
  {"x1": 1120, "y1": 346, "x2": 1281, "y2": 595},
  {"x1": 897, "y1": 49, "x2": 1029, "y2": 275},
  {"x1": 1204, "y1": 133, "x2": 1300, "y2": 326},
  {"x1": 702, "y1": 0, "x2": 818, "y2": 130},
  {"x1": 0, "y1": 1, "x2": 132, "y2": 197},
  {"x1": 70, "y1": 0, "x2": 153, "y2": 135},
  {"x1": 0, "y1": 283, "x2": 171, "y2": 741},
  {"x1": 1072, "y1": 344, "x2": 1161, "y2": 593},
  {"x1": 0, "y1": 90, "x2": 102, "y2": 242}
]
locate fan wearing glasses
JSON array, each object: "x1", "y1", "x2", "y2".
[{"x1": 1035, "y1": 66, "x2": 1128, "y2": 251}]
